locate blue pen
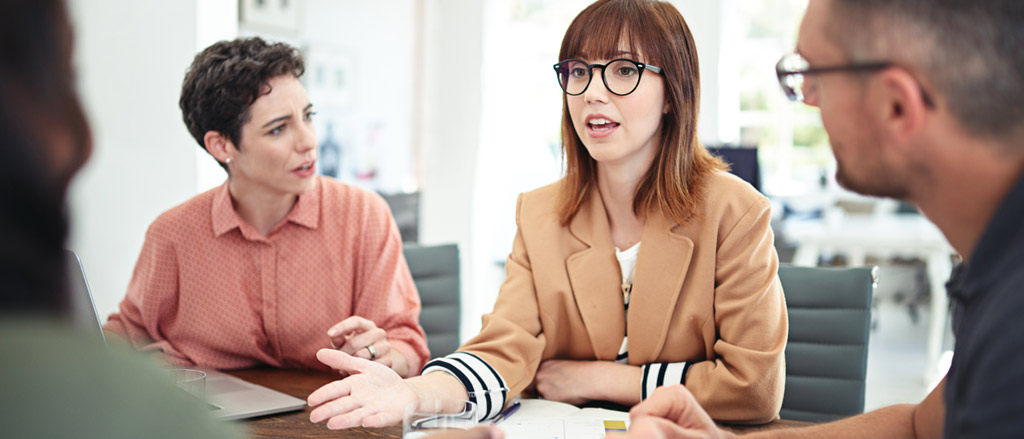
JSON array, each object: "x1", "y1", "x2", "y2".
[{"x1": 491, "y1": 401, "x2": 521, "y2": 424}]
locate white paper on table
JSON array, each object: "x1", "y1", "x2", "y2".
[{"x1": 496, "y1": 399, "x2": 630, "y2": 439}]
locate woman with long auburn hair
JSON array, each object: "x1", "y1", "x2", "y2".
[{"x1": 306, "y1": 0, "x2": 787, "y2": 428}]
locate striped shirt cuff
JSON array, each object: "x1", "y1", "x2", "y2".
[
  {"x1": 641, "y1": 362, "x2": 691, "y2": 400},
  {"x1": 422, "y1": 352, "x2": 509, "y2": 421}
]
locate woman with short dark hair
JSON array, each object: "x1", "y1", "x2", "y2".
[{"x1": 103, "y1": 37, "x2": 430, "y2": 377}]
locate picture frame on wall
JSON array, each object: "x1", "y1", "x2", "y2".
[
  {"x1": 304, "y1": 45, "x2": 355, "y2": 109},
  {"x1": 239, "y1": 0, "x2": 301, "y2": 33}
]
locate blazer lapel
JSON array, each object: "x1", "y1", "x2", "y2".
[
  {"x1": 566, "y1": 189, "x2": 627, "y2": 361},
  {"x1": 628, "y1": 209, "x2": 694, "y2": 363}
]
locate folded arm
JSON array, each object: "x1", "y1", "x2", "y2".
[{"x1": 684, "y1": 197, "x2": 788, "y2": 423}]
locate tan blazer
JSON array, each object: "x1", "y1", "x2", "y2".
[{"x1": 456, "y1": 171, "x2": 787, "y2": 423}]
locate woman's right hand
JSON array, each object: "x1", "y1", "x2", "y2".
[{"x1": 308, "y1": 348, "x2": 420, "y2": 429}]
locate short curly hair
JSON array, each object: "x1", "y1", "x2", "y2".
[{"x1": 179, "y1": 37, "x2": 304, "y2": 170}]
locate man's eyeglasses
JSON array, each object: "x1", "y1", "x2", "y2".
[
  {"x1": 775, "y1": 52, "x2": 935, "y2": 107},
  {"x1": 554, "y1": 58, "x2": 662, "y2": 96}
]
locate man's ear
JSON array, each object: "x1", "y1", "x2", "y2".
[
  {"x1": 203, "y1": 131, "x2": 234, "y2": 165},
  {"x1": 873, "y1": 68, "x2": 931, "y2": 144}
]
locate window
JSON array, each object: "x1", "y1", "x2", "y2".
[{"x1": 719, "y1": 0, "x2": 832, "y2": 197}]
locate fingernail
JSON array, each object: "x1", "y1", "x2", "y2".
[{"x1": 328, "y1": 329, "x2": 337, "y2": 337}]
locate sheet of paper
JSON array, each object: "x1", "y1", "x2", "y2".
[
  {"x1": 499, "y1": 418, "x2": 564, "y2": 439},
  {"x1": 498, "y1": 417, "x2": 631, "y2": 439},
  {"x1": 514, "y1": 399, "x2": 582, "y2": 418}
]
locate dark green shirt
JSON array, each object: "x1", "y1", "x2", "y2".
[{"x1": 0, "y1": 319, "x2": 243, "y2": 439}]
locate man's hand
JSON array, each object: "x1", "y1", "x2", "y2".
[{"x1": 613, "y1": 385, "x2": 734, "y2": 439}]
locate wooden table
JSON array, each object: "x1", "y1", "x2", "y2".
[{"x1": 229, "y1": 368, "x2": 808, "y2": 438}]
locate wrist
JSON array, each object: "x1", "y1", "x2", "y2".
[
  {"x1": 589, "y1": 362, "x2": 643, "y2": 403},
  {"x1": 411, "y1": 371, "x2": 466, "y2": 412},
  {"x1": 407, "y1": 381, "x2": 426, "y2": 413}
]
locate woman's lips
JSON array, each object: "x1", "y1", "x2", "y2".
[
  {"x1": 293, "y1": 160, "x2": 316, "y2": 177},
  {"x1": 586, "y1": 117, "x2": 620, "y2": 138}
]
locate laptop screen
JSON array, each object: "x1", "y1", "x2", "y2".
[{"x1": 65, "y1": 250, "x2": 106, "y2": 344}]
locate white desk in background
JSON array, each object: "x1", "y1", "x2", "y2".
[{"x1": 783, "y1": 212, "x2": 956, "y2": 384}]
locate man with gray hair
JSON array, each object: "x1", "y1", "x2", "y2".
[{"x1": 618, "y1": 0, "x2": 1024, "y2": 437}]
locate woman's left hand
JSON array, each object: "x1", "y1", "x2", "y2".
[
  {"x1": 534, "y1": 359, "x2": 596, "y2": 405},
  {"x1": 328, "y1": 316, "x2": 392, "y2": 368}
]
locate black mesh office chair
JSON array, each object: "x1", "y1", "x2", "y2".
[
  {"x1": 778, "y1": 264, "x2": 878, "y2": 422},
  {"x1": 403, "y1": 243, "x2": 460, "y2": 359}
]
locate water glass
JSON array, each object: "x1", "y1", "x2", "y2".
[{"x1": 403, "y1": 399, "x2": 477, "y2": 439}]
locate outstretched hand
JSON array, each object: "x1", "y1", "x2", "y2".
[{"x1": 308, "y1": 348, "x2": 419, "y2": 430}]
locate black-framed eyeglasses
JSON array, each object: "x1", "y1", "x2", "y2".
[
  {"x1": 554, "y1": 58, "x2": 662, "y2": 96},
  {"x1": 775, "y1": 52, "x2": 935, "y2": 108}
]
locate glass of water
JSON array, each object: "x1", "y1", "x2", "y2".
[
  {"x1": 403, "y1": 399, "x2": 477, "y2": 439},
  {"x1": 169, "y1": 368, "x2": 206, "y2": 401}
]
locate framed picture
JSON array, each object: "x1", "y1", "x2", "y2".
[
  {"x1": 304, "y1": 44, "x2": 355, "y2": 109},
  {"x1": 239, "y1": 0, "x2": 300, "y2": 33}
]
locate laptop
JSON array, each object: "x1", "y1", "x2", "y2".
[{"x1": 65, "y1": 250, "x2": 307, "y2": 421}]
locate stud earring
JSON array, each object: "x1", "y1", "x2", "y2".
[{"x1": 225, "y1": 157, "x2": 232, "y2": 165}]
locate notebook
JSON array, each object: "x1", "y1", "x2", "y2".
[
  {"x1": 65, "y1": 250, "x2": 307, "y2": 420},
  {"x1": 496, "y1": 399, "x2": 631, "y2": 439}
]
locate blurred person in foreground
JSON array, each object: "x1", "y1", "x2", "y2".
[
  {"x1": 102, "y1": 37, "x2": 429, "y2": 376},
  {"x1": 617, "y1": 0, "x2": 1024, "y2": 438},
  {"x1": 0, "y1": 0, "x2": 241, "y2": 437}
]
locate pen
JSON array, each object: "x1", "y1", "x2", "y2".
[{"x1": 491, "y1": 401, "x2": 521, "y2": 424}]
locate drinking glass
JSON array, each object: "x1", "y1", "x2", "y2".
[{"x1": 403, "y1": 399, "x2": 477, "y2": 439}]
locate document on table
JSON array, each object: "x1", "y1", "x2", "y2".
[{"x1": 496, "y1": 399, "x2": 630, "y2": 439}]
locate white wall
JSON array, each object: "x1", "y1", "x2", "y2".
[
  {"x1": 67, "y1": 0, "x2": 236, "y2": 320},
  {"x1": 294, "y1": 0, "x2": 417, "y2": 194},
  {"x1": 673, "y1": 0, "x2": 724, "y2": 144},
  {"x1": 418, "y1": 0, "x2": 486, "y2": 339}
]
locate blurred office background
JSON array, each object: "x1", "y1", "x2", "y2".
[{"x1": 66, "y1": 0, "x2": 951, "y2": 411}]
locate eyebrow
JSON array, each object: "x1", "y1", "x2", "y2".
[{"x1": 261, "y1": 103, "x2": 314, "y2": 128}]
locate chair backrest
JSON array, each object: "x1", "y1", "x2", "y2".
[
  {"x1": 403, "y1": 243, "x2": 460, "y2": 359},
  {"x1": 381, "y1": 192, "x2": 420, "y2": 243},
  {"x1": 778, "y1": 264, "x2": 877, "y2": 422}
]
